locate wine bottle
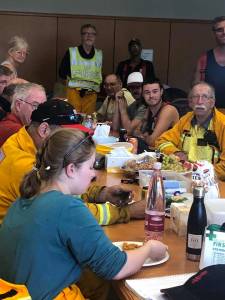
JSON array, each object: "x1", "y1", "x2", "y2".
[
  {"x1": 186, "y1": 186, "x2": 207, "y2": 261},
  {"x1": 145, "y1": 162, "x2": 165, "y2": 241}
]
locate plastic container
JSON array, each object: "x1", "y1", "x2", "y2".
[{"x1": 205, "y1": 198, "x2": 225, "y2": 225}]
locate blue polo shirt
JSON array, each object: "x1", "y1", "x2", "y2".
[{"x1": 0, "y1": 191, "x2": 127, "y2": 300}]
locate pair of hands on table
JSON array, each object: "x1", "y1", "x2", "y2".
[{"x1": 98, "y1": 185, "x2": 145, "y2": 219}]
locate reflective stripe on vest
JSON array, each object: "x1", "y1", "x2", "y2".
[
  {"x1": 68, "y1": 47, "x2": 102, "y2": 92},
  {"x1": 182, "y1": 124, "x2": 219, "y2": 164},
  {"x1": 97, "y1": 203, "x2": 111, "y2": 225}
]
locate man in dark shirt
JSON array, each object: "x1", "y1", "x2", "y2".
[
  {"x1": 116, "y1": 38, "x2": 155, "y2": 87},
  {"x1": 59, "y1": 24, "x2": 102, "y2": 114},
  {"x1": 194, "y1": 16, "x2": 225, "y2": 108},
  {"x1": 0, "y1": 66, "x2": 13, "y2": 119}
]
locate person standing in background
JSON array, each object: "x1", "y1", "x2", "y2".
[
  {"x1": 116, "y1": 38, "x2": 155, "y2": 87},
  {"x1": 194, "y1": 16, "x2": 225, "y2": 108},
  {"x1": 59, "y1": 24, "x2": 102, "y2": 114},
  {"x1": 1, "y1": 36, "x2": 29, "y2": 78}
]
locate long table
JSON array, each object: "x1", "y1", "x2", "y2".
[{"x1": 94, "y1": 170, "x2": 225, "y2": 300}]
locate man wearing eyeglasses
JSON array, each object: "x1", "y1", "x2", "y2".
[
  {"x1": 0, "y1": 82, "x2": 46, "y2": 147},
  {"x1": 194, "y1": 16, "x2": 225, "y2": 108},
  {"x1": 0, "y1": 99, "x2": 145, "y2": 227},
  {"x1": 156, "y1": 82, "x2": 225, "y2": 180},
  {"x1": 59, "y1": 24, "x2": 102, "y2": 114},
  {"x1": 97, "y1": 74, "x2": 135, "y2": 122}
]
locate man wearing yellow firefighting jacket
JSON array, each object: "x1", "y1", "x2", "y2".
[
  {"x1": 0, "y1": 100, "x2": 144, "y2": 224},
  {"x1": 156, "y1": 82, "x2": 225, "y2": 180}
]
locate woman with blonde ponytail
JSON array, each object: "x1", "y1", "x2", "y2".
[{"x1": 0, "y1": 128, "x2": 167, "y2": 300}]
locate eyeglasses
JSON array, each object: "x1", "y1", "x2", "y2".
[
  {"x1": 0, "y1": 80, "x2": 8, "y2": 85},
  {"x1": 213, "y1": 26, "x2": 225, "y2": 34},
  {"x1": 128, "y1": 84, "x2": 142, "y2": 90},
  {"x1": 191, "y1": 94, "x2": 213, "y2": 101},
  {"x1": 17, "y1": 98, "x2": 39, "y2": 110},
  {"x1": 63, "y1": 133, "x2": 93, "y2": 167},
  {"x1": 103, "y1": 82, "x2": 118, "y2": 88},
  {"x1": 81, "y1": 32, "x2": 96, "y2": 36}
]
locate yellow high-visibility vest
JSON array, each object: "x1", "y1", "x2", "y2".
[{"x1": 68, "y1": 47, "x2": 102, "y2": 92}]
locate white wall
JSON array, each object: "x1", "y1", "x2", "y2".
[{"x1": 0, "y1": 0, "x2": 225, "y2": 20}]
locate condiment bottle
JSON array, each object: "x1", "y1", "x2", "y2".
[{"x1": 119, "y1": 128, "x2": 128, "y2": 142}]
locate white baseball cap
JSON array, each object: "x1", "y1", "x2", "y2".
[{"x1": 127, "y1": 72, "x2": 143, "y2": 85}]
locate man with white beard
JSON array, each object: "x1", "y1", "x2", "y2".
[{"x1": 155, "y1": 81, "x2": 225, "y2": 180}]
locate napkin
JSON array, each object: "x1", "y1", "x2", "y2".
[{"x1": 93, "y1": 124, "x2": 110, "y2": 137}]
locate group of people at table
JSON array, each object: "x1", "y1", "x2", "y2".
[{"x1": 0, "y1": 16, "x2": 224, "y2": 300}]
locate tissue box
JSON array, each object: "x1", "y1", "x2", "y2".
[
  {"x1": 106, "y1": 155, "x2": 131, "y2": 173},
  {"x1": 170, "y1": 201, "x2": 192, "y2": 236}
]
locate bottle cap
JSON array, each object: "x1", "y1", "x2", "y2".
[
  {"x1": 153, "y1": 162, "x2": 162, "y2": 170},
  {"x1": 193, "y1": 186, "x2": 205, "y2": 198}
]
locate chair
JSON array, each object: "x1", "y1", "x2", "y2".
[
  {"x1": 163, "y1": 87, "x2": 188, "y2": 103},
  {"x1": 171, "y1": 98, "x2": 192, "y2": 118}
]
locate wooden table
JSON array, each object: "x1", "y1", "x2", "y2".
[{"x1": 94, "y1": 170, "x2": 225, "y2": 300}]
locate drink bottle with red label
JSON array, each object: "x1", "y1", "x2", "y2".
[{"x1": 145, "y1": 162, "x2": 165, "y2": 241}]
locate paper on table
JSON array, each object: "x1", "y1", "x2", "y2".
[{"x1": 125, "y1": 273, "x2": 195, "y2": 300}]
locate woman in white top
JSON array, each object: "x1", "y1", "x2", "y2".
[{"x1": 1, "y1": 36, "x2": 29, "y2": 78}]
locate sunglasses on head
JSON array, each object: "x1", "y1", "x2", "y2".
[
  {"x1": 63, "y1": 133, "x2": 94, "y2": 167},
  {"x1": 42, "y1": 114, "x2": 83, "y2": 125}
]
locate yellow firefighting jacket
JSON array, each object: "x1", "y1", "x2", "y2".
[
  {"x1": 0, "y1": 127, "x2": 130, "y2": 224},
  {"x1": 155, "y1": 109, "x2": 225, "y2": 180}
]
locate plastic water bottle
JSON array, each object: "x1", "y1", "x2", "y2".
[
  {"x1": 145, "y1": 162, "x2": 165, "y2": 241},
  {"x1": 186, "y1": 186, "x2": 207, "y2": 261}
]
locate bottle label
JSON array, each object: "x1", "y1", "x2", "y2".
[
  {"x1": 145, "y1": 211, "x2": 165, "y2": 232},
  {"x1": 188, "y1": 234, "x2": 202, "y2": 249}
]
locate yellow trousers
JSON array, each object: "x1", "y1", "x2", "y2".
[
  {"x1": 54, "y1": 285, "x2": 85, "y2": 300},
  {"x1": 55, "y1": 269, "x2": 110, "y2": 300},
  {"x1": 66, "y1": 88, "x2": 97, "y2": 114}
]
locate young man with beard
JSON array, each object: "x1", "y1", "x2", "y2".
[
  {"x1": 194, "y1": 16, "x2": 225, "y2": 108},
  {"x1": 129, "y1": 79, "x2": 179, "y2": 151},
  {"x1": 156, "y1": 81, "x2": 225, "y2": 180}
]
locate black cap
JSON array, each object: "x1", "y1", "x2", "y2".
[
  {"x1": 128, "y1": 38, "x2": 142, "y2": 49},
  {"x1": 31, "y1": 99, "x2": 83, "y2": 125},
  {"x1": 161, "y1": 264, "x2": 225, "y2": 300}
]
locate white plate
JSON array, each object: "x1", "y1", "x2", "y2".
[{"x1": 113, "y1": 241, "x2": 169, "y2": 267}]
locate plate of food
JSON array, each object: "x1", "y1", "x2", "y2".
[{"x1": 113, "y1": 241, "x2": 169, "y2": 267}]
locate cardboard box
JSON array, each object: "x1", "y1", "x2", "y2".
[
  {"x1": 105, "y1": 155, "x2": 131, "y2": 173},
  {"x1": 170, "y1": 200, "x2": 192, "y2": 237}
]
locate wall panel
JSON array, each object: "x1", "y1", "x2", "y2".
[
  {"x1": 168, "y1": 21, "x2": 215, "y2": 91},
  {"x1": 0, "y1": 14, "x2": 57, "y2": 92},
  {"x1": 0, "y1": 12, "x2": 215, "y2": 95}
]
